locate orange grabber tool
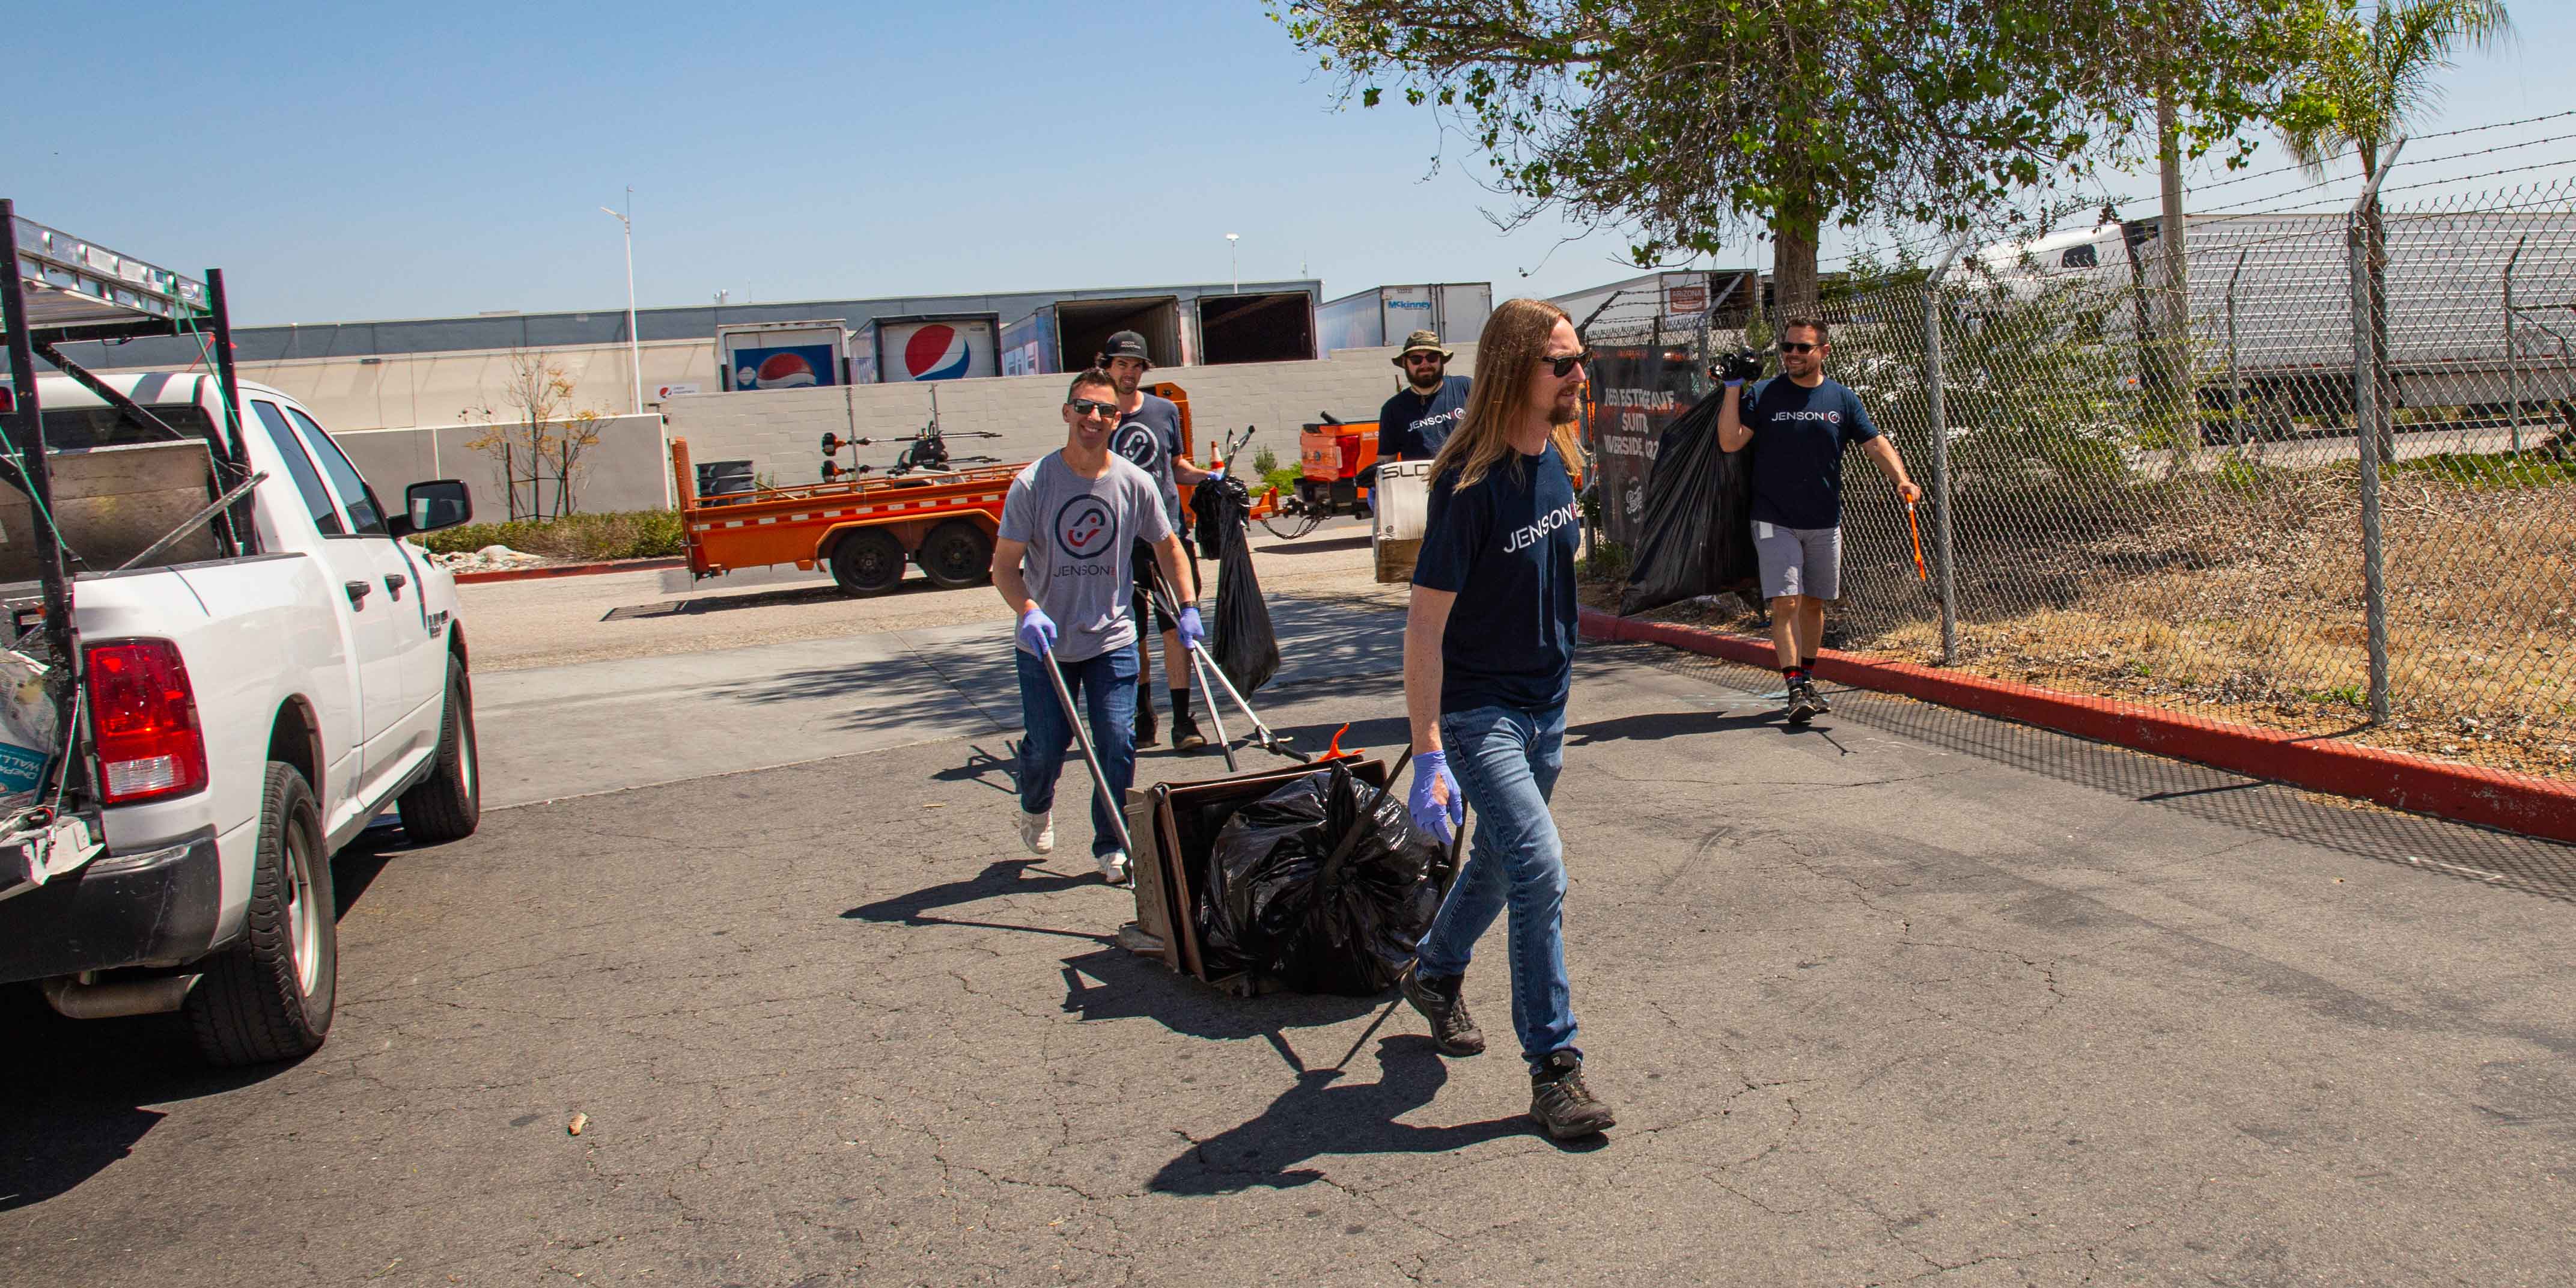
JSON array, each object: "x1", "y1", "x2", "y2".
[{"x1": 1907, "y1": 496, "x2": 1929, "y2": 582}]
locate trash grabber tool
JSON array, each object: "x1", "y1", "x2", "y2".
[
  {"x1": 1039, "y1": 643, "x2": 1136, "y2": 859},
  {"x1": 1146, "y1": 566, "x2": 1303, "y2": 763}
]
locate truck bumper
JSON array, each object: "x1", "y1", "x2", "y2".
[{"x1": 0, "y1": 828, "x2": 223, "y2": 984}]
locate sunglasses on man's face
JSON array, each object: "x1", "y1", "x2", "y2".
[
  {"x1": 1067, "y1": 398, "x2": 1118, "y2": 418},
  {"x1": 1778, "y1": 341, "x2": 1821, "y2": 355},
  {"x1": 1405, "y1": 354, "x2": 1445, "y2": 365},
  {"x1": 1544, "y1": 349, "x2": 1592, "y2": 379}
]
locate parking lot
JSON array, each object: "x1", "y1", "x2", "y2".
[{"x1": 8, "y1": 538, "x2": 2576, "y2": 1287}]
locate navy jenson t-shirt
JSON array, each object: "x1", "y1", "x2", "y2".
[
  {"x1": 1377, "y1": 376, "x2": 1473, "y2": 462},
  {"x1": 1743, "y1": 377, "x2": 1881, "y2": 530},
  {"x1": 1410, "y1": 442, "x2": 1580, "y2": 715}
]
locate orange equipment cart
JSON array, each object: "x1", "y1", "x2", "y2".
[{"x1": 674, "y1": 380, "x2": 1240, "y2": 596}]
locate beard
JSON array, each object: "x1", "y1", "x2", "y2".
[
  {"x1": 1410, "y1": 371, "x2": 1445, "y2": 392},
  {"x1": 1548, "y1": 390, "x2": 1583, "y2": 425}
]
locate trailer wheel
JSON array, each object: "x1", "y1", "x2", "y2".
[
  {"x1": 918, "y1": 521, "x2": 993, "y2": 591},
  {"x1": 829, "y1": 528, "x2": 906, "y2": 596},
  {"x1": 187, "y1": 763, "x2": 335, "y2": 1067}
]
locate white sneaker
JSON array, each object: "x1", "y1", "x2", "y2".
[
  {"x1": 1096, "y1": 850, "x2": 1132, "y2": 885},
  {"x1": 1018, "y1": 810, "x2": 1054, "y2": 855}
]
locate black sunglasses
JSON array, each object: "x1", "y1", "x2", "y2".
[
  {"x1": 1067, "y1": 398, "x2": 1118, "y2": 418},
  {"x1": 1404, "y1": 353, "x2": 1446, "y2": 364},
  {"x1": 1778, "y1": 341, "x2": 1821, "y2": 354},
  {"x1": 1544, "y1": 349, "x2": 1592, "y2": 378}
]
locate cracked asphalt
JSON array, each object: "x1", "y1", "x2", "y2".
[{"x1": 8, "y1": 596, "x2": 2576, "y2": 1286}]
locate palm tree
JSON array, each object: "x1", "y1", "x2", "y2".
[{"x1": 2277, "y1": 0, "x2": 2511, "y2": 459}]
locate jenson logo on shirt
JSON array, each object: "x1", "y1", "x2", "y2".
[
  {"x1": 1505, "y1": 501, "x2": 1581, "y2": 554},
  {"x1": 1768, "y1": 407, "x2": 1843, "y2": 425},
  {"x1": 1110, "y1": 421, "x2": 1163, "y2": 470},
  {"x1": 1053, "y1": 495, "x2": 1117, "y2": 561},
  {"x1": 1410, "y1": 407, "x2": 1465, "y2": 433}
]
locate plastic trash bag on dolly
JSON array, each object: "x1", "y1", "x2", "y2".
[{"x1": 1196, "y1": 758, "x2": 1442, "y2": 995}]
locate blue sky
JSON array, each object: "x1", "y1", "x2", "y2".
[{"x1": 10, "y1": 1, "x2": 2568, "y2": 326}]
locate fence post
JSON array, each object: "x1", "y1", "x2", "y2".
[
  {"x1": 1925, "y1": 250, "x2": 1962, "y2": 665},
  {"x1": 2348, "y1": 182, "x2": 2393, "y2": 725}
]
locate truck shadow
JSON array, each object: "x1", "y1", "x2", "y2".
[{"x1": 0, "y1": 837, "x2": 416, "y2": 1212}]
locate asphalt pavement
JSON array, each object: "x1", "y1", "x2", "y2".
[{"x1": 7, "y1": 593, "x2": 2576, "y2": 1287}]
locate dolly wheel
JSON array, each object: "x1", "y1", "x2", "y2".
[
  {"x1": 917, "y1": 520, "x2": 993, "y2": 591},
  {"x1": 829, "y1": 528, "x2": 906, "y2": 596}
]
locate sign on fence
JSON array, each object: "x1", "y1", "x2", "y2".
[{"x1": 1586, "y1": 343, "x2": 1705, "y2": 548}]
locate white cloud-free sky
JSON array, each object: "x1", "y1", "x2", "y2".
[{"x1": 9, "y1": 1, "x2": 2566, "y2": 325}]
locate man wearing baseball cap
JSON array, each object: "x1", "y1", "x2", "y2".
[
  {"x1": 1098, "y1": 330, "x2": 1221, "y2": 751},
  {"x1": 1377, "y1": 329, "x2": 1472, "y2": 463}
]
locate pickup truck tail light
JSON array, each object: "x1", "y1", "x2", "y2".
[{"x1": 86, "y1": 639, "x2": 209, "y2": 805}]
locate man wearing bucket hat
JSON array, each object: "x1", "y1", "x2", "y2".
[
  {"x1": 1097, "y1": 330, "x2": 1220, "y2": 751},
  {"x1": 1377, "y1": 329, "x2": 1473, "y2": 463}
]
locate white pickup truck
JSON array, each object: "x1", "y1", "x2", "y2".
[{"x1": 0, "y1": 370, "x2": 481, "y2": 1065}]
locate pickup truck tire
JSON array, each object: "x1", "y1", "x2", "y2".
[
  {"x1": 399, "y1": 656, "x2": 481, "y2": 843},
  {"x1": 187, "y1": 763, "x2": 335, "y2": 1066},
  {"x1": 917, "y1": 520, "x2": 993, "y2": 591},
  {"x1": 828, "y1": 528, "x2": 906, "y2": 596}
]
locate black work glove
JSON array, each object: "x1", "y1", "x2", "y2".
[{"x1": 1713, "y1": 350, "x2": 1764, "y2": 387}]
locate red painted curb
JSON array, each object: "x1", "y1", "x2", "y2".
[
  {"x1": 1579, "y1": 607, "x2": 2576, "y2": 847},
  {"x1": 451, "y1": 557, "x2": 685, "y2": 585}
]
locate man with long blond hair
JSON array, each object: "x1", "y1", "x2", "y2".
[{"x1": 1396, "y1": 297, "x2": 1614, "y2": 1141}]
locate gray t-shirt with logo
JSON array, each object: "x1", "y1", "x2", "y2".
[
  {"x1": 998, "y1": 452, "x2": 1174, "y2": 662},
  {"x1": 1107, "y1": 392, "x2": 1187, "y2": 531}
]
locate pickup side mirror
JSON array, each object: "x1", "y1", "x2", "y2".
[{"x1": 389, "y1": 480, "x2": 473, "y2": 538}]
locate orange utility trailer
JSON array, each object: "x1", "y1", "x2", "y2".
[
  {"x1": 672, "y1": 380, "x2": 1243, "y2": 596},
  {"x1": 672, "y1": 436, "x2": 1015, "y2": 595}
]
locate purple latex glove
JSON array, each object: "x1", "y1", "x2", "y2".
[
  {"x1": 1017, "y1": 606, "x2": 1058, "y2": 653},
  {"x1": 1408, "y1": 750, "x2": 1464, "y2": 846},
  {"x1": 1176, "y1": 606, "x2": 1206, "y2": 649}
]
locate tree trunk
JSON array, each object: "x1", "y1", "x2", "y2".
[{"x1": 1772, "y1": 207, "x2": 1821, "y2": 322}]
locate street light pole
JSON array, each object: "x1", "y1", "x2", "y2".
[
  {"x1": 1226, "y1": 233, "x2": 1239, "y2": 294},
  {"x1": 600, "y1": 189, "x2": 641, "y2": 415}
]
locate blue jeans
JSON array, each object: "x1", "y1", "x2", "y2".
[
  {"x1": 1413, "y1": 703, "x2": 1578, "y2": 1072},
  {"x1": 1014, "y1": 644, "x2": 1140, "y2": 859}
]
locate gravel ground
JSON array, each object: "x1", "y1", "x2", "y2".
[{"x1": 464, "y1": 517, "x2": 1400, "y2": 673}]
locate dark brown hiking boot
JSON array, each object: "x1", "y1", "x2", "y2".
[
  {"x1": 1400, "y1": 961, "x2": 1485, "y2": 1057},
  {"x1": 1529, "y1": 1051, "x2": 1616, "y2": 1140}
]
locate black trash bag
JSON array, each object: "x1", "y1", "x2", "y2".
[
  {"x1": 1187, "y1": 473, "x2": 1280, "y2": 694},
  {"x1": 1618, "y1": 385, "x2": 1761, "y2": 617},
  {"x1": 1197, "y1": 763, "x2": 1442, "y2": 994},
  {"x1": 1190, "y1": 472, "x2": 1252, "y2": 556}
]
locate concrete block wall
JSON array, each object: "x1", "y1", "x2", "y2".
[
  {"x1": 329, "y1": 413, "x2": 671, "y2": 523},
  {"x1": 661, "y1": 344, "x2": 1481, "y2": 484}
]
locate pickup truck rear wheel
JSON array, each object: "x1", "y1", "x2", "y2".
[
  {"x1": 399, "y1": 655, "x2": 481, "y2": 843},
  {"x1": 917, "y1": 520, "x2": 993, "y2": 590},
  {"x1": 828, "y1": 528, "x2": 906, "y2": 596},
  {"x1": 187, "y1": 762, "x2": 335, "y2": 1066}
]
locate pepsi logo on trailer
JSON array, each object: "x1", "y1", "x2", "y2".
[
  {"x1": 731, "y1": 344, "x2": 840, "y2": 391},
  {"x1": 880, "y1": 319, "x2": 997, "y2": 383}
]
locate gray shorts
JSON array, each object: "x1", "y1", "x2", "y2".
[{"x1": 1752, "y1": 521, "x2": 1841, "y2": 600}]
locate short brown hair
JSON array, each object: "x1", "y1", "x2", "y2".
[
  {"x1": 1065, "y1": 368, "x2": 1115, "y2": 401},
  {"x1": 1781, "y1": 318, "x2": 1829, "y2": 344}
]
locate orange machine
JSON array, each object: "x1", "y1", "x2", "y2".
[{"x1": 675, "y1": 380, "x2": 1236, "y2": 596}]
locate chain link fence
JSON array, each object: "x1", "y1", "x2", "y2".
[{"x1": 1585, "y1": 177, "x2": 2576, "y2": 786}]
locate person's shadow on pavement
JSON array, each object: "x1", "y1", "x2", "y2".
[
  {"x1": 1146, "y1": 1036, "x2": 1545, "y2": 1194},
  {"x1": 843, "y1": 858, "x2": 1097, "y2": 935}
]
